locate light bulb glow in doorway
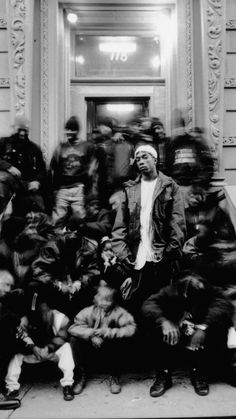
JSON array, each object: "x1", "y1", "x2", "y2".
[{"x1": 106, "y1": 104, "x2": 135, "y2": 113}]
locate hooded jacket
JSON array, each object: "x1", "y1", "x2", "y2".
[
  {"x1": 111, "y1": 171, "x2": 186, "y2": 263},
  {"x1": 142, "y1": 275, "x2": 234, "y2": 330},
  {"x1": 68, "y1": 304, "x2": 136, "y2": 340}
]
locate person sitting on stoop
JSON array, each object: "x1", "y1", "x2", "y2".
[
  {"x1": 5, "y1": 293, "x2": 75, "y2": 402},
  {"x1": 69, "y1": 283, "x2": 136, "y2": 395},
  {"x1": 142, "y1": 271, "x2": 236, "y2": 397}
]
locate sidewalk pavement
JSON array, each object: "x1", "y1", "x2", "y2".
[{"x1": 0, "y1": 371, "x2": 236, "y2": 419}]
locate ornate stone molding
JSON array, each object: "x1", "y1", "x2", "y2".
[
  {"x1": 223, "y1": 136, "x2": 236, "y2": 146},
  {"x1": 185, "y1": 0, "x2": 193, "y2": 130},
  {"x1": 224, "y1": 78, "x2": 236, "y2": 88},
  {"x1": 0, "y1": 78, "x2": 10, "y2": 88},
  {"x1": 226, "y1": 19, "x2": 236, "y2": 30},
  {"x1": 8, "y1": 0, "x2": 26, "y2": 116},
  {"x1": 206, "y1": 0, "x2": 225, "y2": 168},
  {"x1": 0, "y1": 17, "x2": 7, "y2": 28},
  {"x1": 40, "y1": 0, "x2": 49, "y2": 162}
]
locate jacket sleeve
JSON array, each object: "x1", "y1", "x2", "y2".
[
  {"x1": 49, "y1": 146, "x2": 61, "y2": 190},
  {"x1": 81, "y1": 209, "x2": 112, "y2": 240},
  {"x1": 141, "y1": 287, "x2": 174, "y2": 327},
  {"x1": 68, "y1": 307, "x2": 94, "y2": 340},
  {"x1": 204, "y1": 291, "x2": 234, "y2": 329},
  {"x1": 0, "y1": 138, "x2": 13, "y2": 171},
  {"x1": 111, "y1": 190, "x2": 133, "y2": 260},
  {"x1": 32, "y1": 145, "x2": 47, "y2": 185},
  {"x1": 165, "y1": 181, "x2": 186, "y2": 258},
  {"x1": 103, "y1": 309, "x2": 136, "y2": 339},
  {"x1": 32, "y1": 241, "x2": 60, "y2": 285}
]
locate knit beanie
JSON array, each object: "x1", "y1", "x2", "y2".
[{"x1": 65, "y1": 116, "x2": 80, "y2": 132}]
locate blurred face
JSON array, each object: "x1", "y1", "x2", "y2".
[
  {"x1": 95, "y1": 287, "x2": 114, "y2": 312},
  {"x1": 187, "y1": 188, "x2": 206, "y2": 208},
  {"x1": 135, "y1": 151, "x2": 157, "y2": 175},
  {"x1": 87, "y1": 202, "x2": 100, "y2": 217},
  {"x1": 0, "y1": 271, "x2": 14, "y2": 297},
  {"x1": 65, "y1": 130, "x2": 78, "y2": 142},
  {"x1": 18, "y1": 129, "x2": 28, "y2": 140}
]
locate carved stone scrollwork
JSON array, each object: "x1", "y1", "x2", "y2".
[
  {"x1": 9, "y1": 0, "x2": 26, "y2": 116},
  {"x1": 206, "y1": 0, "x2": 224, "y2": 166},
  {"x1": 40, "y1": 0, "x2": 49, "y2": 162},
  {"x1": 223, "y1": 137, "x2": 236, "y2": 146},
  {"x1": 225, "y1": 78, "x2": 236, "y2": 88},
  {"x1": 0, "y1": 17, "x2": 7, "y2": 28},
  {"x1": 0, "y1": 78, "x2": 10, "y2": 88},
  {"x1": 226, "y1": 20, "x2": 236, "y2": 30},
  {"x1": 185, "y1": 0, "x2": 193, "y2": 130}
]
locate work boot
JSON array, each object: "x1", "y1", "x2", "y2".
[
  {"x1": 73, "y1": 374, "x2": 86, "y2": 395},
  {"x1": 150, "y1": 369, "x2": 172, "y2": 397},
  {"x1": 5, "y1": 389, "x2": 19, "y2": 399},
  {"x1": 0, "y1": 393, "x2": 20, "y2": 410},
  {"x1": 109, "y1": 375, "x2": 121, "y2": 394},
  {"x1": 190, "y1": 368, "x2": 209, "y2": 396},
  {"x1": 63, "y1": 385, "x2": 74, "y2": 401}
]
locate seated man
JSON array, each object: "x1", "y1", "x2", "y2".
[
  {"x1": 0, "y1": 266, "x2": 31, "y2": 410},
  {"x1": 142, "y1": 271, "x2": 236, "y2": 397},
  {"x1": 5, "y1": 294, "x2": 75, "y2": 401},
  {"x1": 69, "y1": 284, "x2": 136, "y2": 395}
]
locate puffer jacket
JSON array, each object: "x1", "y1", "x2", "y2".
[
  {"x1": 69, "y1": 304, "x2": 136, "y2": 340},
  {"x1": 111, "y1": 172, "x2": 186, "y2": 263}
]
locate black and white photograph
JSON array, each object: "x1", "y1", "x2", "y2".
[{"x1": 0, "y1": 0, "x2": 236, "y2": 418}]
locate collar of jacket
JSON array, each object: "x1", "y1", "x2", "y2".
[{"x1": 124, "y1": 171, "x2": 173, "y2": 197}]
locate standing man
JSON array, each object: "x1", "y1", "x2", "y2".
[
  {"x1": 111, "y1": 143, "x2": 186, "y2": 314},
  {"x1": 50, "y1": 116, "x2": 96, "y2": 226},
  {"x1": 0, "y1": 116, "x2": 48, "y2": 216}
]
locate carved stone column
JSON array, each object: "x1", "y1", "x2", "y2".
[
  {"x1": 201, "y1": 0, "x2": 226, "y2": 184},
  {"x1": 6, "y1": 0, "x2": 34, "y2": 127},
  {"x1": 41, "y1": 0, "x2": 63, "y2": 164}
]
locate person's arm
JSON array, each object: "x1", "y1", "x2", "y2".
[
  {"x1": 165, "y1": 181, "x2": 186, "y2": 259},
  {"x1": 111, "y1": 189, "x2": 133, "y2": 261},
  {"x1": 32, "y1": 240, "x2": 60, "y2": 285},
  {"x1": 68, "y1": 307, "x2": 95, "y2": 340},
  {"x1": 97, "y1": 309, "x2": 136, "y2": 339}
]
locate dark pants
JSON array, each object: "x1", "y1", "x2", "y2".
[
  {"x1": 148, "y1": 324, "x2": 231, "y2": 377},
  {"x1": 70, "y1": 336, "x2": 128, "y2": 379},
  {"x1": 125, "y1": 260, "x2": 172, "y2": 324}
]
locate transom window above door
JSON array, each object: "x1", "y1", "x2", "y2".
[{"x1": 74, "y1": 36, "x2": 161, "y2": 78}]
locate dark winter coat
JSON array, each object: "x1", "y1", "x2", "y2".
[{"x1": 111, "y1": 172, "x2": 186, "y2": 263}]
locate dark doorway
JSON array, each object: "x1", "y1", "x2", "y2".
[{"x1": 86, "y1": 97, "x2": 149, "y2": 136}]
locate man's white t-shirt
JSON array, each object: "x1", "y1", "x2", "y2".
[{"x1": 135, "y1": 177, "x2": 160, "y2": 270}]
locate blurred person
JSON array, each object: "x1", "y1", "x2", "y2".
[
  {"x1": 142, "y1": 272, "x2": 236, "y2": 397},
  {"x1": 111, "y1": 143, "x2": 186, "y2": 316},
  {"x1": 0, "y1": 266, "x2": 33, "y2": 409},
  {"x1": 0, "y1": 116, "x2": 48, "y2": 216},
  {"x1": 69, "y1": 284, "x2": 136, "y2": 395},
  {"x1": 165, "y1": 128, "x2": 214, "y2": 189},
  {"x1": 50, "y1": 116, "x2": 96, "y2": 225},
  {"x1": 5, "y1": 294, "x2": 75, "y2": 401}
]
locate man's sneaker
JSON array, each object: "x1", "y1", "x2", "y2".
[
  {"x1": 63, "y1": 386, "x2": 74, "y2": 401},
  {"x1": 73, "y1": 375, "x2": 86, "y2": 395},
  {"x1": 0, "y1": 394, "x2": 20, "y2": 410},
  {"x1": 5, "y1": 390, "x2": 19, "y2": 399},
  {"x1": 190, "y1": 368, "x2": 209, "y2": 396},
  {"x1": 150, "y1": 370, "x2": 172, "y2": 397},
  {"x1": 109, "y1": 376, "x2": 121, "y2": 394}
]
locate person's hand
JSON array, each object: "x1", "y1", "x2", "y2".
[
  {"x1": 69, "y1": 280, "x2": 81, "y2": 294},
  {"x1": 32, "y1": 345, "x2": 45, "y2": 361},
  {"x1": 8, "y1": 165, "x2": 21, "y2": 178},
  {"x1": 189, "y1": 329, "x2": 206, "y2": 351},
  {"x1": 28, "y1": 181, "x2": 40, "y2": 191},
  {"x1": 91, "y1": 335, "x2": 103, "y2": 348},
  {"x1": 162, "y1": 320, "x2": 180, "y2": 346},
  {"x1": 60, "y1": 283, "x2": 71, "y2": 294}
]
